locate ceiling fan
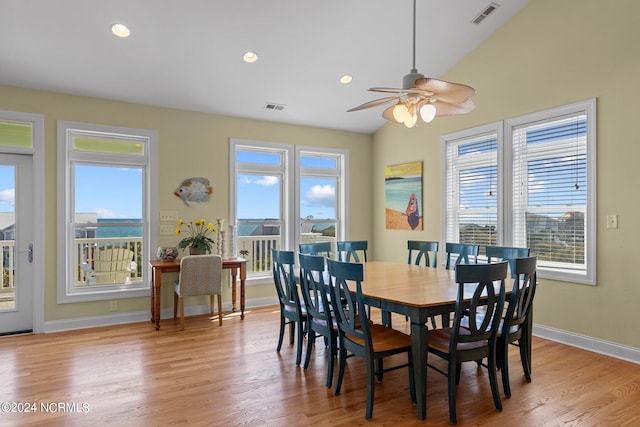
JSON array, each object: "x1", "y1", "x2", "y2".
[{"x1": 347, "y1": 0, "x2": 476, "y2": 128}]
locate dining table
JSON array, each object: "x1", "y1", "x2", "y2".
[
  {"x1": 350, "y1": 261, "x2": 475, "y2": 421},
  {"x1": 149, "y1": 257, "x2": 247, "y2": 330}
]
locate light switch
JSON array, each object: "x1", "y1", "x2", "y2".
[
  {"x1": 160, "y1": 225, "x2": 175, "y2": 235},
  {"x1": 159, "y1": 210, "x2": 179, "y2": 221},
  {"x1": 606, "y1": 214, "x2": 618, "y2": 229}
]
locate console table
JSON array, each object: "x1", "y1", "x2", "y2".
[{"x1": 149, "y1": 258, "x2": 247, "y2": 330}]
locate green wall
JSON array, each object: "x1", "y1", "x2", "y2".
[
  {"x1": 0, "y1": 85, "x2": 372, "y2": 322},
  {"x1": 372, "y1": 0, "x2": 640, "y2": 349}
]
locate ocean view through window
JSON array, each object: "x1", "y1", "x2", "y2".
[{"x1": 58, "y1": 121, "x2": 156, "y2": 302}]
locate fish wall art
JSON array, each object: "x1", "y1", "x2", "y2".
[{"x1": 174, "y1": 177, "x2": 213, "y2": 206}]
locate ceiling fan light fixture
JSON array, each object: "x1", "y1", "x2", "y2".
[
  {"x1": 346, "y1": 0, "x2": 475, "y2": 128},
  {"x1": 419, "y1": 103, "x2": 436, "y2": 123}
]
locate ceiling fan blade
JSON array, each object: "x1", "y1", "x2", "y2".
[
  {"x1": 347, "y1": 96, "x2": 399, "y2": 112},
  {"x1": 433, "y1": 99, "x2": 476, "y2": 117},
  {"x1": 369, "y1": 87, "x2": 433, "y2": 96},
  {"x1": 414, "y1": 78, "x2": 475, "y2": 103}
]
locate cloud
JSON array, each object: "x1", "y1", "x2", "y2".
[
  {"x1": 95, "y1": 207, "x2": 117, "y2": 218},
  {"x1": 305, "y1": 185, "x2": 335, "y2": 207},
  {"x1": 240, "y1": 175, "x2": 279, "y2": 187},
  {"x1": 0, "y1": 188, "x2": 15, "y2": 204}
]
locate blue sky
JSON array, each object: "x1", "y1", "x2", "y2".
[
  {"x1": 75, "y1": 165, "x2": 142, "y2": 218},
  {"x1": 0, "y1": 166, "x2": 15, "y2": 213}
]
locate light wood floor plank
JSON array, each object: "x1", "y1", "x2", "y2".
[{"x1": 0, "y1": 306, "x2": 639, "y2": 426}]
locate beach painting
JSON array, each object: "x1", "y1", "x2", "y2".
[{"x1": 385, "y1": 161, "x2": 423, "y2": 230}]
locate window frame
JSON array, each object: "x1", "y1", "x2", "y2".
[
  {"x1": 442, "y1": 99, "x2": 596, "y2": 284},
  {"x1": 230, "y1": 138, "x2": 348, "y2": 282},
  {"x1": 57, "y1": 121, "x2": 157, "y2": 303}
]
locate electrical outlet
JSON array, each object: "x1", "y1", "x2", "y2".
[
  {"x1": 159, "y1": 210, "x2": 179, "y2": 221},
  {"x1": 606, "y1": 214, "x2": 618, "y2": 229},
  {"x1": 109, "y1": 300, "x2": 118, "y2": 311},
  {"x1": 160, "y1": 225, "x2": 175, "y2": 235}
]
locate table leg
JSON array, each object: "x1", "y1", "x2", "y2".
[
  {"x1": 230, "y1": 267, "x2": 238, "y2": 313},
  {"x1": 240, "y1": 277, "x2": 245, "y2": 319},
  {"x1": 410, "y1": 319, "x2": 428, "y2": 420},
  {"x1": 154, "y1": 268, "x2": 162, "y2": 330},
  {"x1": 150, "y1": 268, "x2": 155, "y2": 322}
]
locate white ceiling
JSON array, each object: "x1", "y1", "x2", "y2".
[{"x1": 0, "y1": 0, "x2": 528, "y2": 134}]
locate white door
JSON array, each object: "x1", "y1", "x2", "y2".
[{"x1": 0, "y1": 154, "x2": 34, "y2": 334}]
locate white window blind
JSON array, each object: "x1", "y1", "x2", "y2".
[
  {"x1": 445, "y1": 132, "x2": 499, "y2": 255},
  {"x1": 511, "y1": 114, "x2": 588, "y2": 276}
]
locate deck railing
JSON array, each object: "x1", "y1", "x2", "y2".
[
  {"x1": 2, "y1": 233, "x2": 337, "y2": 289},
  {"x1": 1, "y1": 240, "x2": 15, "y2": 290}
]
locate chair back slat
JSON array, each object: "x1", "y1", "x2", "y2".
[
  {"x1": 271, "y1": 249, "x2": 300, "y2": 311},
  {"x1": 451, "y1": 262, "x2": 507, "y2": 348},
  {"x1": 337, "y1": 240, "x2": 368, "y2": 263},
  {"x1": 407, "y1": 240, "x2": 438, "y2": 267},
  {"x1": 299, "y1": 242, "x2": 332, "y2": 259},
  {"x1": 327, "y1": 259, "x2": 369, "y2": 349},
  {"x1": 486, "y1": 245, "x2": 530, "y2": 278},
  {"x1": 504, "y1": 256, "x2": 537, "y2": 332},
  {"x1": 445, "y1": 243, "x2": 479, "y2": 270},
  {"x1": 298, "y1": 253, "x2": 329, "y2": 322}
]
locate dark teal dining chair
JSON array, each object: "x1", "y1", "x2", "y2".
[
  {"x1": 336, "y1": 240, "x2": 368, "y2": 263},
  {"x1": 298, "y1": 253, "x2": 338, "y2": 388},
  {"x1": 407, "y1": 240, "x2": 439, "y2": 327},
  {"x1": 327, "y1": 258, "x2": 415, "y2": 420},
  {"x1": 271, "y1": 249, "x2": 306, "y2": 366},
  {"x1": 427, "y1": 261, "x2": 507, "y2": 424},
  {"x1": 497, "y1": 256, "x2": 537, "y2": 397},
  {"x1": 445, "y1": 242, "x2": 479, "y2": 270},
  {"x1": 299, "y1": 241, "x2": 332, "y2": 259}
]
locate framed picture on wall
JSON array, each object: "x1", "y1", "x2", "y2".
[{"x1": 384, "y1": 161, "x2": 423, "y2": 230}]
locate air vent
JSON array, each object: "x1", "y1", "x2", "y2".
[
  {"x1": 264, "y1": 102, "x2": 285, "y2": 111},
  {"x1": 472, "y1": 2, "x2": 500, "y2": 25}
]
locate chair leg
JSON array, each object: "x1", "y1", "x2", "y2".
[
  {"x1": 179, "y1": 298, "x2": 185, "y2": 331},
  {"x1": 295, "y1": 320, "x2": 304, "y2": 366},
  {"x1": 500, "y1": 340, "x2": 512, "y2": 398},
  {"x1": 365, "y1": 358, "x2": 376, "y2": 420},
  {"x1": 448, "y1": 359, "x2": 458, "y2": 424},
  {"x1": 303, "y1": 327, "x2": 315, "y2": 369},
  {"x1": 376, "y1": 358, "x2": 384, "y2": 382},
  {"x1": 217, "y1": 294, "x2": 223, "y2": 326},
  {"x1": 289, "y1": 321, "x2": 295, "y2": 345},
  {"x1": 407, "y1": 352, "x2": 416, "y2": 404},
  {"x1": 519, "y1": 336, "x2": 532, "y2": 381},
  {"x1": 326, "y1": 337, "x2": 335, "y2": 388},
  {"x1": 173, "y1": 292, "x2": 178, "y2": 319},
  {"x1": 488, "y1": 350, "x2": 503, "y2": 412},
  {"x1": 276, "y1": 312, "x2": 285, "y2": 352},
  {"x1": 335, "y1": 344, "x2": 347, "y2": 395}
]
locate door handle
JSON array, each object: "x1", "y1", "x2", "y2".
[{"x1": 28, "y1": 243, "x2": 33, "y2": 263}]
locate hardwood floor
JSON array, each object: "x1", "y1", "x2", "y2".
[{"x1": 1, "y1": 306, "x2": 639, "y2": 426}]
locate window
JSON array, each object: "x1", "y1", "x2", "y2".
[
  {"x1": 230, "y1": 139, "x2": 347, "y2": 280},
  {"x1": 57, "y1": 121, "x2": 157, "y2": 302},
  {"x1": 443, "y1": 99, "x2": 596, "y2": 284}
]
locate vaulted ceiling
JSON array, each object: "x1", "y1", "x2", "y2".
[{"x1": 0, "y1": 0, "x2": 528, "y2": 134}]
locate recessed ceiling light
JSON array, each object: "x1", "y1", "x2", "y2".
[
  {"x1": 340, "y1": 74, "x2": 353, "y2": 84},
  {"x1": 111, "y1": 23, "x2": 130, "y2": 38},
  {"x1": 243, "y1": 51, "x2": 258, "y2": 63}
]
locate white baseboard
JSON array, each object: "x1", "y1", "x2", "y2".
[
  {"x1": 44, "y1": 296, "x2": 279, "y2": 333},
  {"x1": 48, "y1": 299, "x2": 640, "y2": 365},
  {"x1": 533, "y1": 323, "x2": 640, "y2": 364}
]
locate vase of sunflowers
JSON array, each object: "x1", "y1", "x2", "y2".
[{"x1": 175, "y1": 218, "x2": 218, "y2": 254}]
